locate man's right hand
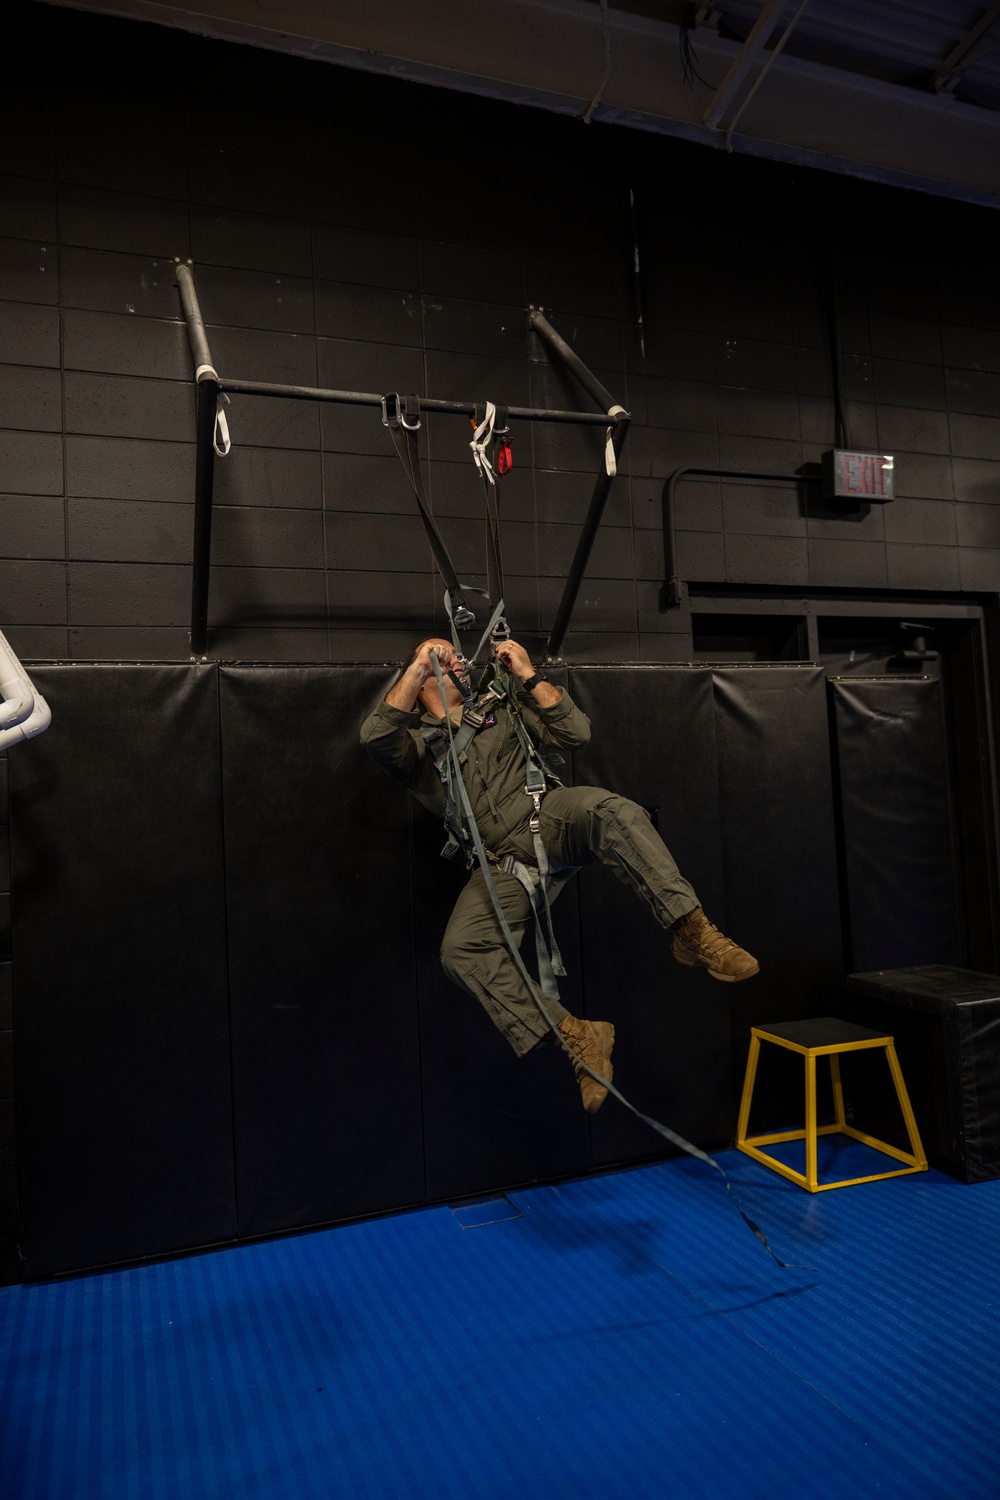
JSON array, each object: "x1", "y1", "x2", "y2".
[
  {"x1": 385, "y1": 638, "x2": 458, "y2": 712},
  {"x1": 412, "y1": 640, "x2": 457, "y2": 682}
]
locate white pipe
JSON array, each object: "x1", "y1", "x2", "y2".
[
  {"x1": 0, "y1": 691, "x2": 51, "y2": 750},
  {"x1": 0, "y1": 629, "x2": 51, "y2": 747}
]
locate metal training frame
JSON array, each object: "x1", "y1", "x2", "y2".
[{"x1": 174, "y1": 262, "x2": 631, "y2": 659}]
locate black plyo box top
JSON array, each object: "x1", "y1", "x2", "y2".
[
  {"x1": 847, "y1": 965, "x2": 1000, "y2": 1016},
  {"x1": 756, "y1": 1017, "x2": 889, "y2": 1049}
]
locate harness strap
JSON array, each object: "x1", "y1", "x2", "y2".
[
  {"x1": 383, "y1": 393, "x2": 475, "y2": 627},
  {"x1": 427, "y1": 649, "x2": 806, "y2": 1269}
]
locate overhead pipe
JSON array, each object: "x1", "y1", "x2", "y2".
[{"x1": 0, "y1": 629, "x2": 51, "y2": 750}]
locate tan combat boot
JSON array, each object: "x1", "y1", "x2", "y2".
[
  {"x1": 558, "y1": 1014, "x2": 615, "y2": 1113},
  {"x1": 672, "y1": 907, "x2": 760, "y2": 982}
]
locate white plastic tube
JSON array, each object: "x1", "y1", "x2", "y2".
[{"x1": 0, "y1": 629, "x2": 51, "y2": 749}]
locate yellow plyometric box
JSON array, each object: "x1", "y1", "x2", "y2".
[{"x1": 736, "y1": 1017, "x2": 928, "y2": 1193}]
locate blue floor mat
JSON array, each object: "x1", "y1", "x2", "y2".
[{"x1": 1, "y1": 1146, "x2": 996, "y2": 1500}]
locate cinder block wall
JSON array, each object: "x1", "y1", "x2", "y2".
[{"x1": 1, "y1": 0, "x2": 999, "y2": 670}]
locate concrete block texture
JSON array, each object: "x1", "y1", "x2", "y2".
[{"x1": 0, "y1": 0, "x2": 998, "y2": 665}]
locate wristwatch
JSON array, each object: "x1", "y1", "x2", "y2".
[{"x1": 521, "y1": 672, "x2": 547, "y2": 694}]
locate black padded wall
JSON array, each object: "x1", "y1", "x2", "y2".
[
  {"x1": 568, "y1": 667, "x2": 733, "y2": 1164},
  {"x1": 830, "y1": 676, "x2": 961, "y2": 972},
  {"x1": 10, "y1": 666, "x2": 234, "y2": 1276},
  {"x1": 220, "y1": 667, "x2": 424, "y2": 1236},
  {"x1": 4, "y1": 660, "x2": 921, "y2": 1276},
  {"x1": 712, "y1": 668, "x2": 845, "y2": 1119}
]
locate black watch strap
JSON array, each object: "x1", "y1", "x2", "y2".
[{"x1": 521, "y1": 672, "x2": 547, "y2": 694}]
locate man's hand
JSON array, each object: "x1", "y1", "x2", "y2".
[
  {"x1": 413, "y1": 640, "x2": 457, "y2": 683},
  {"x1": 496, "y1": 640, "x2": 563, "y2": 707},
  {"x1": 386, "y1": 638, "x2": 458, "y2": 712},
  {"x1": 495, "y1": 640, "x2": 534, "y2": 682}
]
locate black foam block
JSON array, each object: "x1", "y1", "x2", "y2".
[{"x1": 848, "y1": 965, "x2": 1000, "y2": 1182}]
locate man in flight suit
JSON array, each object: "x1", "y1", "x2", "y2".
[{"x1": 361, "y1": 636, "x2": 758, "y2": 1113}]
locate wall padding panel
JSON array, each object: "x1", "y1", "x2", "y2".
[
  {"x1": 831, "y1": 677, "x2": 961, "y2": 973},
  {"x1": 220, "y1": 667, "x2": 424, "y2": 1237},
  {"x1": 10, "y1": 665, "x2": 234, "y2": 1276},
  {"x1": 414, "y1": 668, "x2": 593, "y2": 1202},
  {"x1": 568, "y1": 667, "x2": 733, "y2": 1164},
  {"x1": 712, "y1": 668, "x2": 845, "y2": 1122}
]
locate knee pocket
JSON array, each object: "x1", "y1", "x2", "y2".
[{"x1": 593, "y1": 792, "x2": 645, "y2": 824}]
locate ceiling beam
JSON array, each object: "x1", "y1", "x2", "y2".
[
  {"x1": 927, "y1": 1, "x2": 1000, "y2": 94},
  {"x1": 39, "y1": 0, "x2": 1000, "y2": 209},
  {"x1": 702, "y1": 0, "x2": 790, "y2": 129}
]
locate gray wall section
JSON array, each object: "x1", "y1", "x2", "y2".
[{"x1": 2, "y1": 3, "x2": 999, "y2": 669}]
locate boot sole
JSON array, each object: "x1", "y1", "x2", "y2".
[
  {"x1": 675, "y1": 948, "x2": 760, "y2": 982},
  {"x1": 708, "y1": 961, "x2": 760, "y2": 983}
]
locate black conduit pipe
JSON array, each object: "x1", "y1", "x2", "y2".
[{"x1": 661, "y1": 468, "x2": 819, "y2": 610}]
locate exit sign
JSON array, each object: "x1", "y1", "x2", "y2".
[{"x1": 822, "y1": 449, "x2": 894, "y2": 502}]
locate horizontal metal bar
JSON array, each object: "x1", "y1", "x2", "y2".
[{"x1": 219, "y1": 377, "x2": 618, "y2": 426}]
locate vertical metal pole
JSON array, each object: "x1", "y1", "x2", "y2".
[
  {"x1": 546, "y1": 417, "x2": 630, "y2": 658},
  {"x1": 805, "y1": 1054, "x2": 818, "y2": 1191},
  {"x1": 190, "y1": 377, "x2": 218, "y2": 657},
  {"x1": 175, "y1": 262, "x2": 220, "y2": 657},
  {"x1": 528, "y1": 308, "x2": 632, "y2": 658}
]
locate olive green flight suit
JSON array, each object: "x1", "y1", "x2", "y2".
[{"x1": 360, "y1": 685, "x2": 699, "y2": 1055}]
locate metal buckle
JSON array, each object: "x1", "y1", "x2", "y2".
[
  {"x1": 452, "y1": 603, "x2": 476, "y2": 629},
  {"x1": 381, "y1": 392, "x2": 421, "y2": 431},
  {"x1": 527, "y1": 790, "x2": 542, "y2": 833}
]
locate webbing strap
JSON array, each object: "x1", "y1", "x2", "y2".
[
  {"x1": 605, "y1": 404, "x2": 627, "y2": 476},
  {"x1": 384, "y1": 394, "x2": 473, "y2": 625},
  {"x1": 470, "y1": 401, "x2": 508, "y2": 618},
  {"x1": 428, "y1": 649, "x2": 807, "y2": 1269}
]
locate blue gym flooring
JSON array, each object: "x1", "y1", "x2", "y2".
[{"x1": 2, "y1": 1143, "x2": 998, "y2": 1500}]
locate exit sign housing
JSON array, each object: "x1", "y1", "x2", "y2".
[{"x1": 822, "y1": 449, "x2": 894, "y2": 503}]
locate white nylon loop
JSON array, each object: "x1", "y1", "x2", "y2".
[
  {"x1": 470, "y1": 401, "x2": 497, "y2": 486},
  {"x1": 214, "y1": 392, "x2": 232, "y2": 457},
  {"x1": 195, "y1": 363, "x2": 220, "y2": 383},
  {"x1": 605, "y1": 404, "x2": 627, "y2": 476}
]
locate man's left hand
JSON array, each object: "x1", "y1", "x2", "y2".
[{"x1": 495, "y1": 640, "x2": 534, "y2": 681}]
